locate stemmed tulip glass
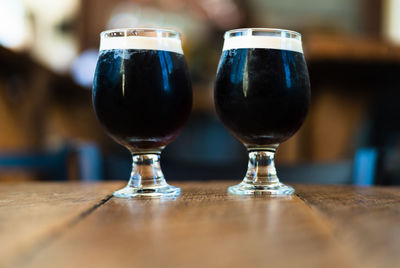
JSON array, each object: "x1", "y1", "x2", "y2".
[
  {"x1": 214, "y1": 28, "x2": 310, "y2": 195},
  {"x1": 93, "y1": 28, "x2": 192, "y2": 198}
]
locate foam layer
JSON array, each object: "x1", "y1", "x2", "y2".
[
  {"x1": 223, "y1": 36, "x2": 303, "y2": 53},
  {"x1": 100, "y1": 36, "x2": 183, "y2": 54}
]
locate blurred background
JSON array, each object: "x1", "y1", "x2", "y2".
[{"x1": 0, "y1": 0, "x2": 400, "y2": 185}]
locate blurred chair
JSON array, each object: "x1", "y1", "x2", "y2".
[
  {"x1": 0, "y1": 143, "x2": 102, "y2": 181},
  {"x1": 0, "y1": 147, "x2": 70, "y2": 180}
]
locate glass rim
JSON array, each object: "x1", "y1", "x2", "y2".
[
  {"x1": 224, "y1": 28, "x2": 301, "y2": 40},
  {"x1": 100, "y1": 28, "x2": 181, "y2": 39}
]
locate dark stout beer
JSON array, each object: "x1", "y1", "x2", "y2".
[
  {"x1": 215, "y1": 45, "x2": 310, "y2": 146},
  {"x1": 216, "y1": 28, "x2": 310, "y2": 195},
  {"x1": 93, "y1": 48, "x2": 192, "y2": 149}
]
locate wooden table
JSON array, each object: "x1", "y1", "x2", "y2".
[{"x1": 1, "y1": 182, "x2": 400, "y2": 268}]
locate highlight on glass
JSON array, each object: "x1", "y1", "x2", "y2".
[
  {"x1": 214, "y1": 28, "x2": 311, "y2": 195},
  {"x1": 92, "y1": 28, "x2": 192, "y2": 198}
]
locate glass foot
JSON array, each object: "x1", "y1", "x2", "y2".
[
  {"x1": 114, "y1": 184, "x2": 181, "y2": 198},
  {"x1": 228, "y1": 182, "x2": 294, "y2": 196}
]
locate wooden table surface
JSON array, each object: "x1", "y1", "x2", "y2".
[{"x1": 1, "y1": 182, "x2": 400, "y2": 268}]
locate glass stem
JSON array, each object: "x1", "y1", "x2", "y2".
[
  {"x1": 244, "y1": 146, "x2": 280, "y2": 186},
  {"x1": 127, "y1": 153, "x2": 167, "y2": 188}
]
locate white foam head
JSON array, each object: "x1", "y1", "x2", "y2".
[
  {"x1": 222, "y1": 28, "x2": 303, "y2": 53},
  {"x1": 99, "y1": 28, "x2": 183, "y2": 54}
]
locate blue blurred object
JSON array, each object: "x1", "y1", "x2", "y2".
[{"x1": 352, "y1": 148, "x2": 378, "y2": 186}]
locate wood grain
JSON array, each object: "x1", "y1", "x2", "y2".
[
  {"x1": 3, "y1": 182, "x2": 400, "y2": 268},
  {"x1": 25, "y1": 182, "x2": 356, "y2": 268},
  {"x1": 0, "y1": 182, "x2": 123, "y2": 268},
  {"x1": 296, "y1": 185, "x2": 400, "y2": 268}
]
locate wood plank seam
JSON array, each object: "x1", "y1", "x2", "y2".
[
  {"x1": 295, "y1": 186, "x2": 400, "y2": 268},
  {"x1": 11, "y1": 194, "x2": 114, "y2": 268},
  {"x1": 295, "y1": 193, "x2": 343, "y2": 239},
  {"x1": 294, "y1": 194, "x2": 360, "y2": 266},
  {"x1": 26, "y1": 188, "x2": 359, "y2": 268}
]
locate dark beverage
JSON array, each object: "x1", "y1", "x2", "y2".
[
  {"x1": 214, "y1": 48, "x2": 310, "y2": 146},
  {"x1": 215, "y1": 28, "x2": 311, "y2": 195},
  {"x1": 93, "y1": 49, "x2": 192, "y2": 150},
  {"x1": 93, "y1": 28, "x2": 191, "y2": 198}
]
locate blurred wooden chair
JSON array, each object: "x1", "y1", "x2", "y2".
[{"x1": 0, "y1": 143, "x2": 102, "y2": 182}]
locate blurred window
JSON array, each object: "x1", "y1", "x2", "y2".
[
  {"x1": 0, "y1": 0, "x2": 26, "y2": 49},
  {"x1": 383, "y1": 0, "x2": 400, "y2": 43}
]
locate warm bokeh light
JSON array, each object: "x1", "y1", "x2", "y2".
[
  {"x1": 0, "y1": 0, "x2": 26, "y2": 49},
  {"x1": 382, "y1": 0, "x2": 400, "y2": 44}
]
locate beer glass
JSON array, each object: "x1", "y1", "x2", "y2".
[
  {"x1": 214, "y1": 28, "x2": 310, "y2": 195},
  {"x1": 93, "y1": 28, "x2": 192, "y2": 198}
]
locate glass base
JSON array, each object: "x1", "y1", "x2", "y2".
[
  {"x1": 227, "y1": 181, "x2": 294, "y2": 196},
  {"x1": 114, "y1": 184, "x2": 181, "y2": 198}
]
